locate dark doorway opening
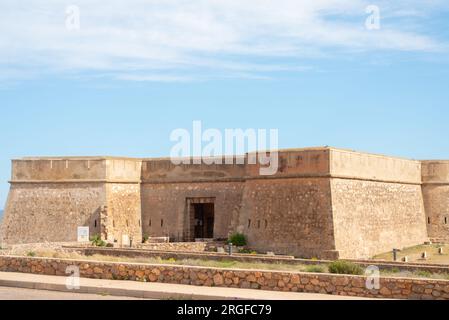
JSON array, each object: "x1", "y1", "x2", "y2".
[{"x1": 193, "y1": 203, "x2": 215, "y2": 239}]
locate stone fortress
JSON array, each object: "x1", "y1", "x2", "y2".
[{"x1": 1, "y1": 147, "x2": 449, "y2": 260}]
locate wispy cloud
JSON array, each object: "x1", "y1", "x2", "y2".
[{"x1": 0, "y1": 0, "x2": 447, "y2": 82}]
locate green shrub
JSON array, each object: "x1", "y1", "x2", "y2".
[
  {"x1": 26, "y1": 251, "x2": 36, "y2": 257},
  {"x1": 90, "y1": 234, "x2": 107, "y2": 247},
  {"x1": 305, "y1": 265, "x2": 326, "y2": 273},
  {"x1": 328, "y1": 260, "x2": 363, "y2": 275},
  {"x1": 228, "y1": 233, "x2": 247, "y2": 247},
  {"x1": 142, "y1": 234, "x2": 149, "y2": 243}
]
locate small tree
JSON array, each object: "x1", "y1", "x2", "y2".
[{"x1": 228, "y1": 233, "x2": 247, "y2": 247}]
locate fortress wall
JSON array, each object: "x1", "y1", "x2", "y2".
[
  {"x1": 140, "y1": 181, "x2": 244, "y2": 241},
  {"x1": 2, "y1": 158, "x2": 144, "y2": 245},
  {"x1": 239, "y1": 178, "x2": 336, "y2": 259},
  {"x1": 3, "y1": 149, "x2": 443, "y2": 259},
  {"x1": 105, "y1": 183, "x2": 142, "y2": 245},
  {"x1": 421, "y1": 161, "x2": 449, "y2": 241},
  {"x1": 2, "y1": 159, "x2": 110, "y2": 244},
  {"x1": 331, "y1": 179, "x2": 427, "y2": 259},
  {"x1": 1, "y1": 182, "x2": 105, "y2": 244},
  {"x1": 103, "y1": 159, "x2": 143, "y2": 244},
  {"x1": 330, "y1": 149, "x2": 422, "y2": 184}
]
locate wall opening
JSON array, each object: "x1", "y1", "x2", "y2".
[
  {"x1": 185, "y1": 198, "x2": 216, "y2": 241},
  {"x1": 193, "y1": 203, "x2": 215, "y2": 239}
]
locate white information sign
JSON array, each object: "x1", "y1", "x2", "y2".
[{"x1": 77, "y1": 226, "x2": 90, "y2": 242}]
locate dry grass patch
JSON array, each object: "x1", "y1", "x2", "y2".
[{"x1": 373, "y1": 244, "x2": 449, "y2": 265}]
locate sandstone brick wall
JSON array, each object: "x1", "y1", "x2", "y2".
[
  {"x1": 1, "y1": 255, "x2": 449, "y2": 300},
  {"x1": 105, "y1": 183, "x2": 142, "y2": 245},
  {"x1": 239, "y1": 178, "x2": 337, "y2": 259},
  {"x1": 141, "y1": 182, "x2": 244, "y2": 241},
  {"x1": 1, "y1": 183, "x2": 105, "y2": 244},
  {"x1": 422, "y1": 185, "x2": 449, "y2": 241},
  {"x1": 2, "y1": 158, "x2": 142, "y2": 246},
  {"x1": 421, "y1": 161, "x2": 449, "y2": 241},
  {"x1": 331, "y1": 179, "x2": 428, "y2": 259}
]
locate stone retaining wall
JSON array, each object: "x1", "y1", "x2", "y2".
[
  {"x1": 1, "y1": 255, "x2": 449, "y2": 299},
  {"x1": 138, "y1": 242, "x2": 224, "y2": 252}
]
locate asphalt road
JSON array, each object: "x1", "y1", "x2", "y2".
[{"x1": 0, "y1": 286, "x2": 147, "y2": 300}]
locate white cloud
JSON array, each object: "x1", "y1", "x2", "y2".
[{"x1": 0, "y1": 0, "x2": 446, "y2": 82}]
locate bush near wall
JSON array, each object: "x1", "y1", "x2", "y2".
[{"x1": 227, "y1": 233, "x2": 247, "y2": 247}]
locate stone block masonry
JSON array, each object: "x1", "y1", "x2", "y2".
[
  {"x1": 1, "y1": 255, "x2": 449, "y2": 300},
  {"x1": 2, "y1": 147, "x2": 448, "y2": 259}
]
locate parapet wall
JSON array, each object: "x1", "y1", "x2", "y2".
[
  {"x1": 11, "y1": 159, "x2": 106, "y2": 181},
  {"x1": 330, "y1": 149, "x2": 422, "y2": 184},
  {"x1": 11, "y1": 157, "x2": 141, "y2": 182}
]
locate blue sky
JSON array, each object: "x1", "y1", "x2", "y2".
[{"x1": 1, "y1": 1, "x2": 449, "y2": 208}]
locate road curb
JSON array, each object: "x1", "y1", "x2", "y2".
[{"x1": 0, "y1": 279, "x2": 241, "y2": 300}]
